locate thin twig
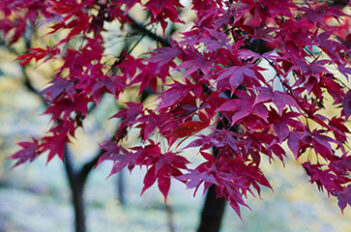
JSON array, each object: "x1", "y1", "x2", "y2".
[{"x1": 126, "y1": 14, "x2": 171, "y2": 47}]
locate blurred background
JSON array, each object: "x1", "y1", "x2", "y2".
[{"x1": 1, "y1": 3, "x2": 351, "y2": 232}]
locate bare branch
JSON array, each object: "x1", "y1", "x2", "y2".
[{"x1": 126, "y1": 14, "x2": 171, "y2": 47}]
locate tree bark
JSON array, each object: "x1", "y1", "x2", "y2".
[
  {"x1": 71, "y1": 177, "x2": 86, "y2": 232},
  {"x1": 64, "y1": 146, "x2": 87, "y2": 232},
  {"x1": 197, "y1": 185, "x2": 226, "y2": 232}
]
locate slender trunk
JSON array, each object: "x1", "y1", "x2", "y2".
[
  {"x1": 71, "y1": 178, "x2": 86, "y2": 232},
  {"x1": 64, "y1": 146, "x2": 87, "y2": 232},
  {"x1": 197, "y1": 185, "x2": 226, "y2": 232},
  {"x1": 117, "y1": 169, "x2": 126, "y2": 206},
  {"x1": 165, "y1": 202, "x2": 175, "y2": 232}
]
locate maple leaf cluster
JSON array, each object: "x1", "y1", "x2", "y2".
[{"x1": 3, "y1": 0, "x2": 351, "y2": 217}]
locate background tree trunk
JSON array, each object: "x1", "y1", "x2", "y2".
[{"x1": 117, "y1": 170, "x2": 126, "y2": 207}]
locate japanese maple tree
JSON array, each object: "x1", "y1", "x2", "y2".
[{"x1": 3, "y1": 0, "x2": 351, "y2": 229}]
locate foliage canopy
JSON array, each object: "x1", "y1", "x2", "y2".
[{"x1": 3, "y1": 0, "x2": 351, "y2": 218}]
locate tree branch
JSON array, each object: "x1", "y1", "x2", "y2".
[
  {"x1": 21, "y1": 66, "x2": 46, "y2": 101},
  {"x1": 1, "y1": 36, "x2": 46, "y2": 103},
  {"x1": 78, "y1": 14, "x2": 169, "y2": 181},
  {"x1": 126, "y1": 14, "x2": 171, "y2": 47},
  {"x1": 64, "y1": 143, "x2": 78, "y2": 186},
  {"x1": 80, "y1": 147, "x2": 105, "y2": 184}
]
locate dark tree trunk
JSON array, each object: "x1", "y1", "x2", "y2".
[
  {"x1": 197, "y1": 185, "x2": 226, "y2": 232},
  {"x1": 71, "y1": 177, "x2": 86, "y2": 232},
  {"x1": 64, "y1": 146, "x2": 87, "y2": 232}
]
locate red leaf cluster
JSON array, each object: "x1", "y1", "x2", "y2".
[{"x1": 4, "y1": 0, "x2": 351, "y2": 218}]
